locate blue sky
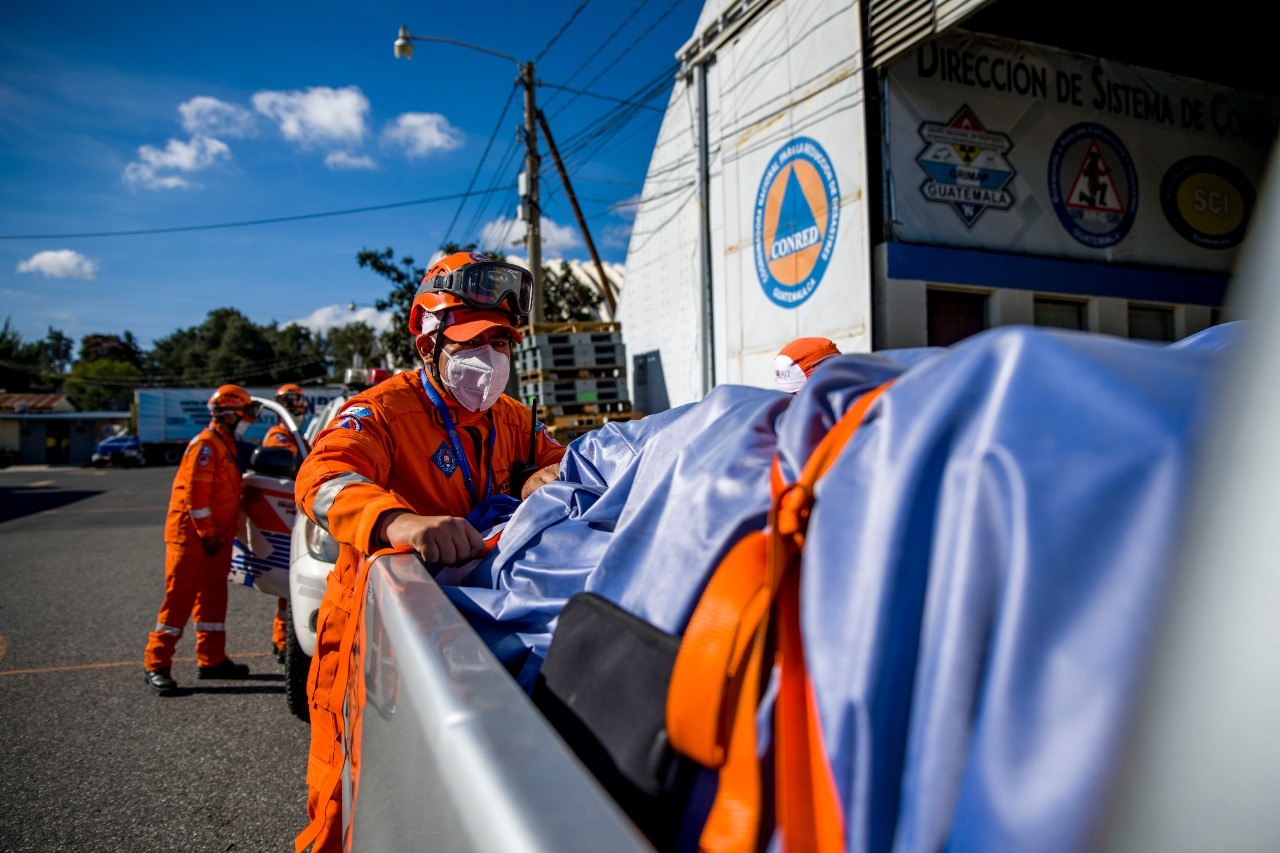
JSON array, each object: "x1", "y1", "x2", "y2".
[{"x1": 0, "y1": 0, "x2": 703, "y2": 353}]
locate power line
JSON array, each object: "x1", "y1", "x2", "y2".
[
  {"x1": 535, "y1": 0, "x2": 595, "y2": 63},
  {"x1": 537, "y1": 80, "x2": 663, "y2": 112},
  {"x1": 441, "y1": 81, "x2": 520, "y2": 249},
  {"x1": 0, "y1": 186, "x2": 516, "y2": 241}
]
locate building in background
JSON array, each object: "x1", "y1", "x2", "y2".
[{"x1": 622, "y1": 0, "x2": 1278, "y2": 408}]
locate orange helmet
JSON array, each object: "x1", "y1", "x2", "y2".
[
  {"x1": 275, "y1": 383, "x2": 308, "y2": 418},
  {"x1": 774, "y1": 337, "x2": 841, "y2": 393},
  {"x1": 208, "y1": 384, "x2": 260, "y2": 420},
  {"x1": 408, "y1": 251, "x2": 529, "y2": 342}
]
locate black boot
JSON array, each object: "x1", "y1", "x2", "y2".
[
  {"x1": 145, "y1": 669, "x2": 178, "y2": 695},
  {"x1": 197, "y1": 659, "x2": 250, "y2": 680}
]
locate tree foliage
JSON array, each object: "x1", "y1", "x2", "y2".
[
  {"x1": 147, "y1": 308, "x2": 327, "y2": 387},
  {"x1": 0, "y1": 320, "x2": 74, "y2": 392},
  {"x1": 64, "y1": 358, "x2": 142, "y2": 411}
]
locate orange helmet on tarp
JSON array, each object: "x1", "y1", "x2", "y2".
[
  {"x1": 275, "y1": 383, "x2": 308, "y2": 418},
  {"x1": 774, "y1": 337, "x2": 841, "y2": 393},
  {"x1": 408, "y1": 251, "x2": 528, "y2": 343},
  {"x1": 208, "y1": 384, "x2": 260, "y2": 419}
]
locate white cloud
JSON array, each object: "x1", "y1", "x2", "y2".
[
  {"x1": 480, "y1": 216, "x2": 581, "y2": 255},
  {"x1": 325, "y1": 151, "x2": 377, "y2": 170},
  {"x1": 601, "y1": 222, "x2": 634, "y2": 250},
  {"x1": 286, "y1": 304, "x2": 394, "y2": 336},
  {"x1": 16, "y1": 249, "x2": 98, "y2": 280},
  {"x1": 179, "y1": 96, "x2": 257, "y2": 138},
  {"x1": 382, "y1": 113, "x2": 463, "y2": 159},
  {"x1": 123, "y1": 135, "x2": 230, "y2": 190},
  {"x1": 609, "y1": 193, "x2": 642, "y2": 221},
  {"x1": 253, "y1": 85, "x2": 369, "y2": 148}
]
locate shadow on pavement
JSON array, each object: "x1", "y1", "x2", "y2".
[{"x1": 0, "y1": 487, "x2": 104, "y2": 523}]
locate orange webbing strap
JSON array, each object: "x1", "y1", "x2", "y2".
[
  {"x1": 295, "y1": 548, "x2": 405, "y2": 853},
  {"x1": 666, "y1": 382, "x2": 891, "y2": 852}
]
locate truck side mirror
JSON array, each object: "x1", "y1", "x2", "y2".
[{"x1": 249, "y1": 446, "x2": 298, "y2": 479}]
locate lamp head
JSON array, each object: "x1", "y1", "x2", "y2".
[{"x1": 394, "y1": 25, "x2": 413, "y2": 59}]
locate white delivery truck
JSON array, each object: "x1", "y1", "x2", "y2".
[
  {"x1": 133, "y1": 385, "x2": 346, "y2": 465},
  {"x1": 620, "y1": 0, "x2": 1278, "y2": 411}
]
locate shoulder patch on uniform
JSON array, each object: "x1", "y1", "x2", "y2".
[
  {"x1": 431, "y1": 441, "x2": 458, "y2": 477},
  {"x1": 536, "y1": 421, "x2": 562, "y2": 447},
  {"x1": 335, "y1": 405, "x2": 372, "y2": 432},
  {"x1": 197, "y1": 445, "x2": 212, "y2": 466}
]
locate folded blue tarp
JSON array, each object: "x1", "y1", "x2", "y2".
[{"x1": 439, "y1": 323, "x2": 1235, "y2": 853}]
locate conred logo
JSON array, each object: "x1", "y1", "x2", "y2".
[
  {"x1": 753, "y1": 137, "x2": 840, "y2": 308},
  {"x1": 1159, "y1": 156, "x2": 1255, "y2": 250}
]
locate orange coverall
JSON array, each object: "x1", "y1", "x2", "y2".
[
  {"x1": 262, "y1": 422, "x2": 300, "y2": 652},
  {"x1": 144, "y1": 423, "x2": 244, "y2": 671},
  {"x1": 294, "y1": 369, "x2": 565, "y2": 852}
]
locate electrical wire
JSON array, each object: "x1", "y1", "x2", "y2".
[
  {"x1": 535, "y1": 0, "x2": 595, "y2": 63},
  {"x1": 441, "y1": 81, "x2": 520, "y2": 249},
  {"x1": 0, "y1": 186, "x2": 515, "y2": 241}
]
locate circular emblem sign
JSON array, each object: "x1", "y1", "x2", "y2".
[
  {"x1": 1047, "y1": 123, "x2": 1138, "y2": 249},
  {"x1": 753, "y1": 137, "x2": 840, "y2": 308},
  {"x1": 1159, "y1": 156, "x2": 1254, "y2": 250}
]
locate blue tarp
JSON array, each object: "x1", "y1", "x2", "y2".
[{"x1": 437, "y1": 324, "x2": 1236, "y2": 852}]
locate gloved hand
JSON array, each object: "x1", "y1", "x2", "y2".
[{"x1": 199, "y1": 534, "x2": 223, "y2": 556}]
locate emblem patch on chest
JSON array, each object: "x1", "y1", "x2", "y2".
[{"x1": 431, "y1": 441, "x2": 458, "y2": 477}]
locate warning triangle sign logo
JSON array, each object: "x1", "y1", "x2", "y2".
[
  {"x1": 776, "y1": 165, "x2": 818, "y2": 241},
  {"x1": 1066, "y1": 139, "x2": 1125, "y2": 213}
]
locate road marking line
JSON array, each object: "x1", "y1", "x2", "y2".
[
  {"x1": 39, "y1": 505, "x2": 168, "y2": 514},
  {"x1": 24, "y1": 480, "x2": 56, "y2": 487},
  {"x1": 0, "y1": 651, "x2": 273, "y2": 676}
]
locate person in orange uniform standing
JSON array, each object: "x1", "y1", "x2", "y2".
[
  {"x1": 293, "y1": 252, "x2": 566, "y2": 852},
  {"x1": 144, "y1": 384, "x2": 262, "y2": 695},
  {"x1": 262, "y1": 382, "x2": 309, "y2": 664}
]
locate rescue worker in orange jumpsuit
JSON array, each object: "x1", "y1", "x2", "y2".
[
  {"x1": 294, "y1": 252, "x2": 566, "y2": 852},
  {"x1": 774, "y1": 336, "x2": 841, "y2": 393},
  {"x1": 144, "y1": 384, "x2": 262, "y2": 695},
  {"x1": 262, "y1": 382, "x2": 309, "y2": 664}
]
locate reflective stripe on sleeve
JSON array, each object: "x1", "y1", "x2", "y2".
[
  {"x1": 189, "y1": 507, "x2": 213, "y2": 519},
  {"x1": 312, "y1": 472, "x2": 374, "y2": 531},
  {"x1": 194, "y1": 622, "x2": 226, "y2": 632},
  {"x1": 154, "y1": 623, "x2": 182, "y2": 637}
]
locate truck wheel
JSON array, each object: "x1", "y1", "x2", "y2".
[
  {"x1": 162, "y1": 447, "x2": 182, "y2": 465},
  {"x1": 284, "y1": 605, "x2": 311, "y2": 723}
]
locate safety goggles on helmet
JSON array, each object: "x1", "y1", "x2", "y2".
[{"x1": 424, "y1": 261, "x2": 532, "y2": 316}]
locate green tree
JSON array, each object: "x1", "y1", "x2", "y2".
[
  {"x1": 324, "y1": 321, "x2": 382, "y2": 381},
  {"x1": 543, "y1": 261, "x2": 603, "y2": 322},
  {"x1": 64, "y1": 357, "x2": 141, "y2": 411},
  {"x1": 0, "y1": 319, "x2": 68, "y2": 392},
  {"x1": 78, "y1": 333, "x2": 144, "y2": 368},
  {"x1": 148, "y1": 308, "x2": 326, "y2": 386},
  {"x1": 357, "y1": 247, "x2": 429, "y2": 369}
]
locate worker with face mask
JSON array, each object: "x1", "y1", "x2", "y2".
[
  {"x1": 261, "y1": 382, "x2": 309, "y2": 664},
  {"x1": 293, "y1": 251, "x2": 566, "y2": 852},
  {"x1": 144, "y1": 384, "x2": 261, "y2": 695}
]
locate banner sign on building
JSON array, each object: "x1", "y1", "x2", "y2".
[{"x1": 886, "y1": 30, "x2": 1279, "y2": 272}]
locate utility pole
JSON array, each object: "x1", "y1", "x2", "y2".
[{"x1": 521, "y1": 61, "x2": 544, "y2": 325}]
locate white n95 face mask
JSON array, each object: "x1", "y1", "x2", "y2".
[{"x1": 443, "y1": 344, "x2": 510, "y2": 412}]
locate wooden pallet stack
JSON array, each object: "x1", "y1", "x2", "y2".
[{"x1": 513, "y1": 320, "x2": 643, "y2": 443}]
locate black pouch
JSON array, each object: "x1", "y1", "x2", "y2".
[{"x1": 532, "y1": 592, "x2": 698, "y2": 849}]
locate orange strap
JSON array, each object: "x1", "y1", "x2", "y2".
[{"x1": 666, "y1": 382, "x2": 891, "y2": 852}]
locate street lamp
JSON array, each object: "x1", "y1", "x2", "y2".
[{"x1": 394, "y1": 25, "x2": 545, "y2": 324}]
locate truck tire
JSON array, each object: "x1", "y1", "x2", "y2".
[
  {"x1": 284, "y1": 605, "x2": 311, "y2": 723},
  {"x1": 162, "y1": 446, "x2": 182, "y2": 465}
]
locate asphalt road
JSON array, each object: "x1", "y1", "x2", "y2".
[{"x1": 0, "y1": 464, "x2": 310, "y2": 852}]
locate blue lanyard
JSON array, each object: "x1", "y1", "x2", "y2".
[{"x1": 419, "y1": 369, "x2": 494, "y2": 506}]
